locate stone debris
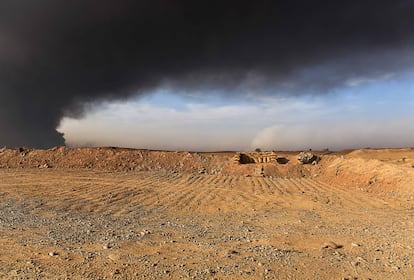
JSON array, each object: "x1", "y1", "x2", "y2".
[
  {"x1": 197, "y1": 167, "x2": 207, "y2": 174},
  {"x1": 39, "y1": 163, "x2": 50, "y2": 169},
  {"x1": 321, "y1": 241, "x2": 343, "y2": 249},
  {"x1": 298, "y1": 152, "x2": 320, "y2": 164},
  {"x1": 140, "y1": 229, "x2": 151, "y2": 237}
]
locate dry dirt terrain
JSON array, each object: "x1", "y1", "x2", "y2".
[{"x1": 0, "y1": 147, "x2": 413, "y2": 279}]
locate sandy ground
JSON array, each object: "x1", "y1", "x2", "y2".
[{"x1": 0, "y1": 147, "x2": 413, "y2": 279}]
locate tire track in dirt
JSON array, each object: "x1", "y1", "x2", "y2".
[
  {"x1": 266, "y1": 178, "x2": 286, "y2": 195},
  {"x1": 0, "y1": 170, "x2": 405, "y2": 217}
]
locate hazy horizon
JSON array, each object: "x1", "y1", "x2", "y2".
[{"x1": 58, "y1": 74, "x2": 414, "y2": 152}]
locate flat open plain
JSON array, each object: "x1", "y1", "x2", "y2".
[{"x1": 0, "y1": 147, "x2": 413, "y2": 279}]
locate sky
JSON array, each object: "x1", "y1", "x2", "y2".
[
  {"x1": 1, "y1": 1, "x2": 414, "y2": 150},
  {"x1": 59, "y1": 72, "x2": 414, "y2": 151}
]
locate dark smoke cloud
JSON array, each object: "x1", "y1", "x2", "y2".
[{"x1": 1, "y1": 0, "x2": 414, "y2": 147}]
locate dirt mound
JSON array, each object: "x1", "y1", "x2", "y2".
[
  {"x1": 0, "y1": 147, "x2": 221, "y2": 173},
  {"x1": 0, "y1": 147, "x2": 317, "y2": 178},
  {"x1": 319, "y1": 154, "x2": 414, "y2": 198},
  {"x1": 0, "y1": 146, "x2": 413, "y2": 197}
]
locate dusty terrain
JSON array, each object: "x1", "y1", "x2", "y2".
[{"x1": 0, "y1": 147, "x2": 413, "y2": 279}]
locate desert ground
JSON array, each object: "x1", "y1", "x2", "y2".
[{"x1": 0, "y1": 147, "x2": 413, "y2": 279}]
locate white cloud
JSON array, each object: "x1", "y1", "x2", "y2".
[{"x1": 345, "y1": 73, "x2": 395, "y2": 87}]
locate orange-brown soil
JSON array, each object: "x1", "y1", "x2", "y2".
[{"x1": 0, "y1": 147, "x2": 413, "y2": 279}]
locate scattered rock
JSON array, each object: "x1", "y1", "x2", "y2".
[
  {"x1": 224, "y1": 249, "x2": 240, "y2": 257},
  {"x1": 140, "y1": 229, "x2": 151, "y2": 236},
  {"x1": 350, "y1": 260, "x2": 360, "y2": 267},
  {"x1": 198, "y1": 167, "x2": 207, "y2": 174},
  {"x1": 39, "y1": 163, "x2": 50, "y2": 169},
  {"x1": 398, "y1": 157, "x2": 407, "y2": 163},
  {"x1": 321, "y1": 241, "x2": 342, "y2": 249},
  {"x1": 108, "y1": 253, "x2": 120, "y2": 261}
]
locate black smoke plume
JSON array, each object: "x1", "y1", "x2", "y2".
[{"x1": 1, "y1": 0, "x2": 414, "y2": 147}]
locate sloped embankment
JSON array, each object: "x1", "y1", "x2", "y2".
[{"x1": 319, "y1": 153, "x2": 414, "y2": 199}]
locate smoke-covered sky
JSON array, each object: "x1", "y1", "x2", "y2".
[{"x1": 1, "y1": 1, "x2": 414, "y2": 150}]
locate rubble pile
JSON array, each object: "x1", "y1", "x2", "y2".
[{"x1": 298, "y1": 152, "x2": 320, "y2": 165}]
